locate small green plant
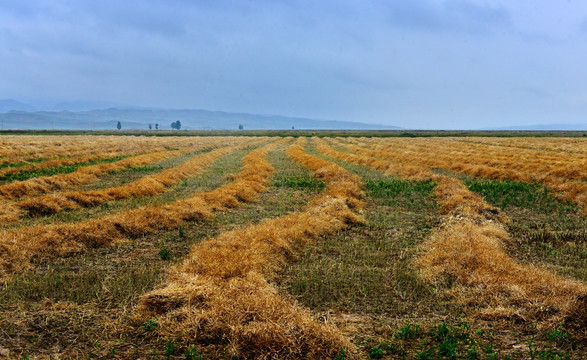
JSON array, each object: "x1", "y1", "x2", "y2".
[
  {"x1": 332, "y1": 347, "x2": 347, "y2": 360},
  {"x1": 164, "y1": 342, "x2": 177, "y2": 357},
  {"x1": 545, "y1": 325, "x2": 572, "y2": 345},
  {"x1": 368, "y1": 345, "x2": 384, "y2": 359},
  {"x1": 178, "y1": 226, "x2": 185, "y2": 238},
  {"x1": 144, "y1": 317, "x2": 158, "y2": 332},
  {"x1": 466, "y1": 347, "x2": 479, "y2": 360},
  {"x1": 159, "y1": 248, "x2": 170, "y2": 260},
  {"x1": 184, "y1": 345, "x2": 203, "y2": 360},
  {"x1": 394, "y1": 322, "x2": 420, "y2": 339},
  {"x1": 414, "y1": 347, "x2": 435, "y2": 360}
]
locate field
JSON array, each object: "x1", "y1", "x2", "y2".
[{"x1": 0, "y1": 134, "x2": 585, "y2": 359}]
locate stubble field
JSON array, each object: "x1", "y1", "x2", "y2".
[{"x1": 0, "y1": 134, "x2": 585, "y2": 359}]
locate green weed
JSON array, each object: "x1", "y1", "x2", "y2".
[
  {"x1": 272, "y1": 175, "x2": 325, "y2": 190},
  {"x1": 0, "y1": 155, "x2": 128, "y2": 181},
  {"x1": 465, "y1": 179, "x2": 577, "y2": 213},
  {"x1": 144, "y1": 318, "x2": 158, "y2": 332},
  {"x1": 159, "y1": 248, "x2": 171, "y2": 260}
]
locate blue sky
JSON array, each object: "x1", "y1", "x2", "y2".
[{"x1": 1, "y1": 0, "x2": 587, "y2": 129}]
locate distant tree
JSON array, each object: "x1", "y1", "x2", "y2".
[
  {"x1": 238, "y1": 123, "x2": 243, "y2": 130},
  {"x1": 171, "y1": 120, "x2": 182, "y2": 130},
  {"x1": 155, "y1": 123, "x2": 159, "y2": 130},
  {"x1": 149, "y1": 124, "x2": 152, "y2": 130},
  {"x1": 117, "y1": 121, "x2": 122, "y2": 130},
  {"x1": 292, "y1": 126, "x2": 294, "y2": 130}
]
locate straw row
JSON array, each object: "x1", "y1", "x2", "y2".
[
  {"x1": 314, "y1": 138, "x2": 587, "y2": 326},
  {"x1": 134, "y1": 138, "x2": 364, "y2": 359},
  {"x1": 337, "y1": 138, "x2": 587, "y2": 213},
  {"x1": 0, "y1": 139, "x2": 267, "y2": 224},
  {"x1": 0, "y1": 139, "x2": 278, "y2": 282}
]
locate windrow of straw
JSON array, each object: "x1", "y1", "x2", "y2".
[
  {"x1": 0, "y1": 135, "x2": 202, "y2": 164},
  {"x1": 0, "y1": 139, "x2": 278, "y2": 281},
  {"x1": 321, "y1": 138, "x2": 435, "y2": 181},
  {"x1": 418, "y1": 175, "x2": 587, "y2": 328},
  {"x1": 0, "y1": 149, "x2": 160, "y2": 178},
  {"x1": 0, "y1": 140, "x2": 237, "y2": 201},
  {"x1": 453, "y1": 137, "x2": 587, "y2": 155},
  {"x1": 0, "y1": 139, "x2": 265, "y2": 223},
  {"x1": 340, "y1": 138, "x2": 587, "y2": 214},
  {"x1": 317, "y1": 138, "x2": 587, "y2": 327},
  {"x1": 134, "y1": 138, "x2": 364, "y2": 359},
  {"x1": 0, "y1": 135, "x2": 193, "y2": 177},
  {"x1": 365, "y1": 137, "x2": 586, "y2": 179}
]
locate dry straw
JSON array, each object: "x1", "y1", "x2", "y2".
[
  {"x1": 317, "y1": 137, "x2": 586, "y2": 327},
  {"x1": 0, "y1": 138, "x2": 261, "y2": 223},
  {"x1": 0, "y1": 139, "x2": 278, "y2": 281},
  {"x1": 339, "y1": 138, "x2": 587, "y2": 214},
  {"x1": 135, "y1": 138, "x2": 364, "y2": 359}
]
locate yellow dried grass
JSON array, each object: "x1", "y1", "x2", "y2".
[
  {"x1": 418, "y1": 175, "x2": 587, "y2": 327},
  {"x1": 0, "y1": 140, "x2": 278, "y2": 281},
  {"x1": 1, "y1": 139, "x2": 263, "y2": 222},
  {"x1": 134, "y1": 138, "x2": 363, "y2": 359}
]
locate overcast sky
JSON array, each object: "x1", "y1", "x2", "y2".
[{"x1": 1, "y1": 0, "x2": 587, "y2": 129}]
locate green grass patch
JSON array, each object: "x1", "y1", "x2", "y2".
[
  {"x1": 0, "y1": 158, "x2": 47, "y2": 170},
  {"x1": 126, "y1": 165, "x2": 164, "y2": 173},
  {"x1": 0, "y1": 155, "x2": 128, "y2": 181},
  {"x1": 365, "y1": 179, "x2": 437, "y2": 211},
  {"x1": 272, "y1": 175, "x2": 325, "y2": 190},
  {"x1": 465, "y1": 179, "x2": 577, "y2": 214}
]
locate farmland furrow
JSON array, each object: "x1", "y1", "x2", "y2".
[
  {"x1": 0, "y1": 135, "x2": 200, "y2": 164},
  {"x1": 360, "y1": 137, "x2": 587, "y2": 181},
  {"x1": 315, "y1": 138, "x2": 587, "y2": 326},
  {"x1": 0, "y1": 139, "x2": 280, "y2": 281},
  {"x1": 134, "y1": 138, "x2": 364, "y2": 359},
  {"x1": 338, "y1": 138, "x2": 587, "y2": 213},
  {"x1": 0, "y1": 140, "x2": 240, "y2": 200},
  {"x1": 0, "y1": 139, "x2": 264, "y2": 224}
]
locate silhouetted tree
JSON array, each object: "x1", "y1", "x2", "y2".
[
  {"x1": 117, "y1": 121, "x2": 122, "y2": 130},
  {"x1": 171, "y1": 120, "x2": 182, "y2": 130},
  {"x1": 155, "y1": 123, "x2": 159, "y2": 130},
  {"x1": 149, "y1": 124, "x2": 152, "y2": 130},
  {"x1": 238, "y1": 124, "x2": 243, "y2": 130}
]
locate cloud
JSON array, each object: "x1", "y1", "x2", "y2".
[
  {"x1": 1, "y1": 1, "x2": 587, "y2": 129},
  {"x1": 387, "y1": 0, "x2": 511, "y2": 34}
]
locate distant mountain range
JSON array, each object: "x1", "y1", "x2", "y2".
[
  {"x1": 485, "y1": 123, "x2": 587, "y2": 131},
  {"x1": 0, "y1": 99, "x2": 397, "y2": 130}
]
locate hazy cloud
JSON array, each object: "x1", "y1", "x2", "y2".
[{"x1": 1, "y1": 0, "x2": 587, "y2": 128}]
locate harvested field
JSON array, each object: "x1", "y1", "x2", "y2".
[{"x1": 0, "y1": 134, "x2": 585, "y2": 359}]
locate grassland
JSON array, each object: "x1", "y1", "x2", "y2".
[{"x1": 0, "y1": 134, "x2": 585, "y2": 359}]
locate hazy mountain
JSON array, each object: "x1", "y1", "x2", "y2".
[
  {"x1": 49, "y1": 101, "x2": 130, "y2": 112},
  {"x1": 486, "y1": 123, "x2": 587, "y2": 131},
  {"x1": 0, "y1": 108, "x2": 399, "y2": 130},
  {"x1": 0, "y1": 99, "x2": 36, "y2": 113}
]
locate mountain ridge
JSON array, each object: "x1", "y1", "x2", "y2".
[{"x1": 0, "y1": 107, "x2": 398, "y2": 130}]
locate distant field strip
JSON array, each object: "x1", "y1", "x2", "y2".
[
  {"x1": 135, "y1": 138, "x2": 364, "y2": 359},
  {"x1": 0, "y1": 139, "x2": 280, "y2": 281},
  {"x1": 0, "y1": 140, "x2": 261, "y2": 224},
  {"x1": 0, "y1": 135, "x2": 196, "y2": 164},
  {"x1": 338, "y1": 137, "x2": 587, "y2": 213},
  {"x1": 316, "y1": 137, "x2": 587, "y2": 326},
  {"x1": 0, "y1": 138, "x2": 245, "y2": 200},
  {"x1": 453, "y1": 137, "x2": 587, "y2": 154}
]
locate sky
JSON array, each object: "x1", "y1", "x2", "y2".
[{"x1": 1, "y1": 0, "x2": 587, "y2": 129}]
